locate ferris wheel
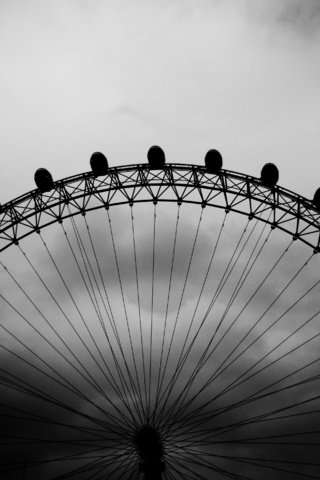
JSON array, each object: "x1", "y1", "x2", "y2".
[{"x1": 0, "y1": 147, "x2": 320, "y2": 479}]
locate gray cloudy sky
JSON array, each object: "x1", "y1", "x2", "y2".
[{"x1": 0, "y1": 0, "x2": 320, "y2": 202}]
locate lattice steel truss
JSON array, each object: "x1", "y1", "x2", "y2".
[{"x1": 1, "y1": 164, "x2": 320, "y2": 252}]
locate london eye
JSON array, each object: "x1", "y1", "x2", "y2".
[{"x1": 1, "y1": 147, "x2": 320, "y2": 479}]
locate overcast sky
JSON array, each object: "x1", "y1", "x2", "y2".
[{"x1": 0, "y1": 0, "x2": 320, "y2": 202}]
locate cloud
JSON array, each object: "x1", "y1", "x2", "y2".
[{"x1": 245, "y1": 0, "x2": 320, "y2": 39}]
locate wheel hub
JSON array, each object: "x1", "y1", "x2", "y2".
[{"x1": 134, "y1": 426, "x2": 165, "y2": 479}]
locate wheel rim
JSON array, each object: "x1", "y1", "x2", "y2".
[{"x1": 1, "y1": 164, "x2": 320, "y2": 479}]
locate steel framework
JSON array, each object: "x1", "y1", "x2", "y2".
[{"x1": 1, "y1": 163, "x2": 319, "y2": 252}]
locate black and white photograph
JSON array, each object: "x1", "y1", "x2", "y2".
[{"x1": 0, "y1": 1, "x2": 320, "y2": 478}]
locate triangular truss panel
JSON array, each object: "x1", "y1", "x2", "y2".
[{"x1": 0, "y1": 164, "x2": 320, "y2": 252}]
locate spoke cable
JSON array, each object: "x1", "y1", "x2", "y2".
[{"x1": 66, "y1": 214, "x2": 141, "y2": 422}]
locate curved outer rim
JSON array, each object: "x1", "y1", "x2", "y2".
[{"x1": 0, "y1": 163, "x2": 319, "y2": 252}]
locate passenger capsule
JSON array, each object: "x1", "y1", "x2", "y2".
[
  {"x1": 90, "y1": 152, "x2": 109, "y2": 177},
  {"x1": 313, "y1": 188, "x2": 320, "y2": 210},
  {"x1": 34, "y1": 168, "x2": 54, "y2": 193},
  {"x1": 147, "y1": 146, "x2": 166, "y2": 169},
  {"x1": 205, "y1": 149, "x2": 223, "y2": 173},
  {"x1": 260, "y1": 163, "x2": 279, "y2": 188}
]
